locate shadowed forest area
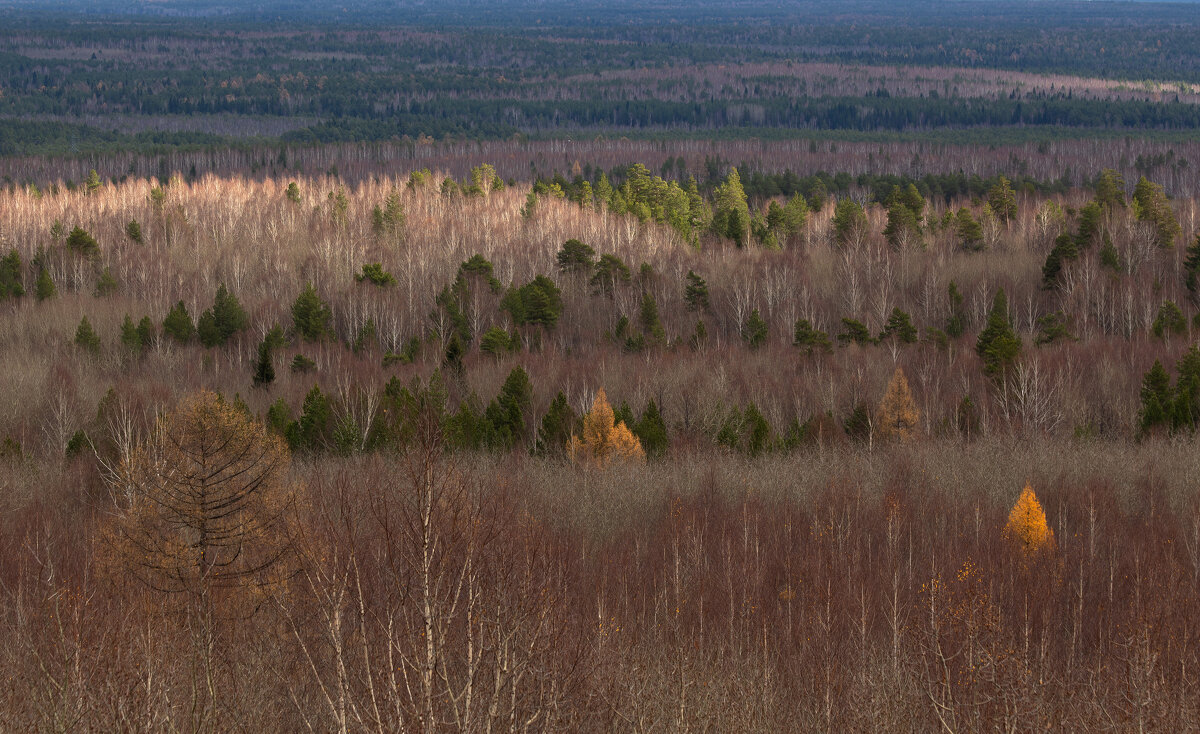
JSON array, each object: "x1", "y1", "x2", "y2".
[{"x1": 2, "y1": 0, "x2": 1200, "y2": 731}]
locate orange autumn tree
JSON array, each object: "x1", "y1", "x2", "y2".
[
  {"x1": 875, "y1": 366, "x2": 920, "y2": 441},
  {"x1": 568, "y1": 388, "x2": 644, "y2": 466},
  {"x1": 108, "y1": 390, "x2": 297, "y2": 598},
  {"x1": 1004, "y1": 483, "x2": 1055, "y2": 555}
]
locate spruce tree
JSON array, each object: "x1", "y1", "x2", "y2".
[
  {"x1": 74, "y1": 316, "x2": 101, "y2": 353},
  {"x1": 35, "y1": 267, "x2": 55, "y2": 301},
  {"x1": 536, "y1": 391, "x2": 576, "y2": 455},
  {"x1": 253, "y1": 340, "x2": 275, "y2": 387},
  {"x1": 0, "y1": 250, "x2": 23, "y2": 299},
  {"x1": 976, "y1": 289, "x2": 1022, "y2": 378},
  {"x1": 634, "y1": 399, "x2": 668, "y2": 458},
  {"x1": 292, "y1": 282, "x2": 333, "y2": 341},
  {"x1": 741, "y1": 309, "x2": 768, "y2": 349}
]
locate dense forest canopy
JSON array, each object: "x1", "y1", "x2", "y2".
[{"x1": 6, "y1": 0, "x2": 1200, "y2": 154}]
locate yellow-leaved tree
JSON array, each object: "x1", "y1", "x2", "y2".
[
  {"x1": 568, "y1": 388, "x2": 644, "y2": 466},
  {"x1": 875, "y1": 366, "x2": 920, "y2": 441},
  {"x1": 1004, "y1": 483, "x2": 1055, "y2": 555}
]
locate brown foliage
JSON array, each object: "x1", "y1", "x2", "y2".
[
  {"x1": 105, "y1": 390, "x2": 296, "y2": 597},
  {"x1": 567, "y1": 388, "x2": 644, "y2": 466},
  {"x1": 875, "y1": 366, "x2": 920, "y2": 441}
]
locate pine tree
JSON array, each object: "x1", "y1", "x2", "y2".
[
  {"x1": 1004, "y1": 484, "x2": 1055, "y2": 555},
  {"x1": 121, "y1": 314, "x2": 142, "y2": 353},
  {"x1": 684, "y1": 270, "x2": 709, "y2": 311},
  {"x1": 986, "y1": 176, "x2": 1018, "y2": 223},
  {"x1": 536, "y1": 391, "x2": 576, "y2": 456},
  {"x1": 198, "y1": 284, "x2": 249, "y2": 347},
  {"x1": 793, "y1": 319, "x2": 832, "y2": 354},
  {"x1": 1132, "y1": 176, "x2": 1180, "y2": 248},
  {"x1": 879, "y1": 307, "x2": 918, "y2": 344},
  {"x1": 94, "y1": 268, "x2": 118, "y2": 297},
  {"x1": 875, "y1": 367, "x2": 920, "y2": 441},
  {"x1": 0, "y1": 250, "x2": 23, "y2": 299},
  {"x1": 955, "y1": 208, "x2": 984, "y2": 250},
  {"x1": 976, "y1": 289, "x2": 1022, "y2": 378},
  {"x1": 945, "y1": 281, "x2": 967, "y2": 338},
  {"x1": 556, "y1": 239, "x2": 596, "y2": 273},
  {"x1": 1185, "y1": 232, "x2": 1200, "y2": 297},
  {"x1": 485, "y1": 366, "x2": 532, "y2": 448},
  {"x1": 1095, "y1": 169, "x2": 1125, "y2": 211},
  {"x1": 287, "y1": 384, "x2": 331, "y2": 452},
  {"x1": 1151, "y1": 300, "x2": 1186, "y2": 340},
  {"x1": 634, "y1": 399, "x2": 668, "y2": 459},
  {"x1": 66, "y1": 226, "x2": 100, "y2": 258},
  {"x1": 742, "y1": 309, "x2": 768, "y2": 349},
  {"x1": 832, "y1": 198, "x2": 867, "y2": 247},
  {"x1": 35, "y1": 267, "x2": 55, "y2": 301},
  {"x1": 74, "y1": 316, "x2": 101, "y2": 353},
  {"x1": 292, "y1": 282, "x2": 332, "y2": 341},
  {"x1": 638, "y1": 292, "x2": 665, "y2": 344},
  {"x1": 253, "y1": 340, "x2": 275, "y2": 387},
  {"x1": 1139, "y1": 359, "x2": 1173, "y2": 435},
  {"x1": 712, "y1": 168, "x2": 751, "y2": 246}
]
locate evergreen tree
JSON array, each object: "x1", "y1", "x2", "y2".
[
  {"x1": 634, "y1": 399, "x2": 668, "y2": 459},
  {"x1": 35, "y1": 267, "x2": 55, "y2": 301},
  {"x1": 1075, "y1": 201, "x2": 1104, "y2": 248},
  {"x1": 0, "y1": 250, "x2": 23, "y2": 299},
  {"x1": 74, "y1": 316, "x2": 101, "y2": 353},
  {"x1": 879, "y1": 307, "x2": 918, "y2": 344},
  {"x1": 883, "y1": 201, "x2": 921, "y2": 250},
  {"x1": 638, "y1": 292, "x2": 665, "y2": 344},
  {"x1": 1095, "y1": 169, "x2": 1126, "y2": 211},
  {"x1": 287, "y1": 384, "x2": 331, "y2": 451},
  {"x1": 1042, "y1": 232, "x2": 1080, "y2": 288},
  {"x1": 253, "y1": 340, "x2": 275, "y2": 387},
  {"x1": 838, "y1": 318, "x2": 874, "y2": 346},
  {"x1": 536, "y1": 391, "x2": 576, "y2": 456},
  {"x1": 793, "y1": 318, "x2": 832, "y2": 354},
  {"x1": 986, "y1": 176, "x2": 1018, "y2": 223},
  {"x1": 1151, "y1": 300, "x2": 1187, "y2": 339},
  {"x1": 486, "y1": 366, "x2": 533, "y2": 448},
  {"x1": 945, "y1": 281, "x2": 967, "y2": 338},
  {"x1": 162, "y1": 301, "x2": 194, "y2": 344},
  {"x1": 742, "y1": 308, "x2": 768, "y2": 349},
  {"x1": 292, "y1": 282, "x2": 333, "y2": 341},
  {"x1": 712, "y1": 168, "x2": 751, "y2": 246},
  {"x1": 198, "y1": 284, "x2": 249, "y2": 347},
  {"x1": 1139, "y1": 359, "x2": 1173, "y2": 436},
  {"x1": 94, "y1": 268, "x2": 118, "y2": 297},
  {"x1": 556, "y1": 239, "x2": 596, "y2": 273},
  {"x1": 955, "y1": 208, "x2": 984, "y2": 250},
  {"x1": 1132, "y1": 176, "x2": 1180, "y2": 248},
  {"x1": 832, "y1": 198, "x2": 867, "y2": 247},
  {"x1": 125, "y1": 219, "x2": 143, "y2": 244},
  {"x1": 1185, "y1": 232, "x2": 1200, "y2": 297},
  {"x1": 356, "y1": 263, "x2": 396, "y2": 287},
  {"x1": 480, "y1": 326, "x2": 515, "y2": 356},
  {"x1": 65, "y1": 227, "x2": 100, "y2": 258},
  {"x1": 976, "y1": 288, "x2": 1022, "y2": 378},
  {"x1": 591, "y1": 254, "x2": 631, "y2": 298},
  {"x1": 684, "y1": 270, "x2": 710, "y2": 311}
]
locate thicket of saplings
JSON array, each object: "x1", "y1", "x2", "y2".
[{"x1": 1, "y1": 162, "x2": 1199, "y2": 729}]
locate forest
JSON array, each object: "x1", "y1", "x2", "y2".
[
  {"x1": 2, "y1": 0, "x2": 1200, "y2": 731},
  {"x1": 8, "y1": 1, "x2": 1200, "y2": 154}
]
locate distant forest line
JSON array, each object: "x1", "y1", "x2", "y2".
[{"x1": 6, "y1": 1, "x2": 1200, "y2": 154}]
